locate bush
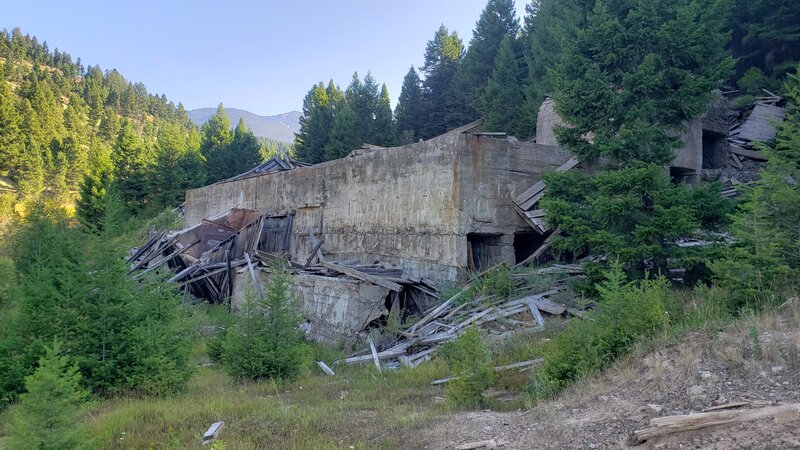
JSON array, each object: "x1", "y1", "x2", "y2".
[
  {"x1": 0, "y1": 198, "x2": 192, "y2": 400},
  {"x1": 440, "y1": 326, "x2": 495, "y2": 408},
  {"x1": 222, "y1": 266, "x2": 309, "y2": 380},
  {"x1": 738, "y1": 67, "x2": 766, "y2": 95},
  {"x1": 527, "y1": 262, "x2": 670, "y2": 401},
  {"x1": 5, "y1": 341, "x2": 92, "y2": 450}
]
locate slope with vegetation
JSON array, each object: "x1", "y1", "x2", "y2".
[{"x1": 0, "y1": 0, "x2": 799, "y2": 447}]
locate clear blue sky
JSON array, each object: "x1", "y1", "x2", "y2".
[{"x1": 3, "y1": 0, "x2": 529, "y2": 116}]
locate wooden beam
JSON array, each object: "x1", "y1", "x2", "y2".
[
  {"x1": 730, "y1": 146, "x2": 769, "y2": 161},
  {"x1": 316, "y1": 361, "x2": 335, "y2": 376},
  {"x1": 243, "y1": 252, "x2": 264, "y2": 299},
  {"x1": 514, "y1": 228, "x2": 561, "y2": 268},
  {"x1": 635, "y1": 403, "x2": 800, "y2": 442},
  {"x1": 320, "y1": 261, "x2": 402, "y2": 292}
]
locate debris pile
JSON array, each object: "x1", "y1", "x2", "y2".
[
  {"x1": 227, "y1": 155, "x2": 312, "y2": 182},
  {"x1": 333, "y1": 264, "x2": 587, "y2": 371}
]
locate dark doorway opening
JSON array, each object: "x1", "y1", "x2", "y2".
[
  {"x1": 702, "y1": 130, "x2": 727, "y2": 169},
  {"x1": 513, "y1": 232, "x2": 546, "y2": 264},
  {"x1": 467, "y1": 233, "x2": 503, "y2": 271}
]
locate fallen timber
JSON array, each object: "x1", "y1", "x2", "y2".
[{"x1": 333, "y1": 264, "x2": 587, "y2": 370}]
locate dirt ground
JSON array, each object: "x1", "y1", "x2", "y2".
[{"x1": 419, "y1": 304, "x2": 800, "y2": 449}]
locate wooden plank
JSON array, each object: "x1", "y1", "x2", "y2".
[
  {"x1": 730, "y1": 152, "x2": 743, "y2": 170},
  {"x1": 368, "y1": 337, "x2": 382, "y2": 372},
  {"x1": 447, "y1": 119, "x2": 484, "y2": 135},
  {"x1": 730, "y1": 146, "x2": 769, "y2": 161},
  {"x1": 320, "y1": 261, "x2": 402, "y2": 292},
  {"x1": 532, "y1": 298, "x2": 567, "y2": 315},
  {"x1": 203, "y1": 421, "x2": 224, "y2": 444},
  {"x1": 455, "y1": 439, "x2": 497, "y2": 450},
  {"x1": 316, "y1": 361, "x2": 335, "y2": 376},
  {"x1": 304, "y1": 235, "x2": 325, "y2": 268},
  {"x1": 243, "y1": 252, "x2": 264, "y2": 299},
  {"x1": 131, "y1": 239, "x2": 200, "y2": 280},
  {"x1": 432, "y1": 359, "x2": 543, "y2": 385},
  {"x1": 635, "y1": 403, "x2": 800, "y2": 442},
  {"x1": 526, "y1": 300, "x2": 546, "y2": 328}
]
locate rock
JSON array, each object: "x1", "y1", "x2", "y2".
[
  {"x1": 700, "y1": 370, "x2": 713, "y2": 379},
  {"x1": 484, "y1": 426, "x2": 493, "y2": 432},
  {"x1": 772, "y1": 366, "x2": 785, "y2": 374},
  {"x1": 688, "y1": 385, "x2": 704, "y2": 396},
  {"x1": 647, "y1": 403, "x2": 664, "y2": 413}
]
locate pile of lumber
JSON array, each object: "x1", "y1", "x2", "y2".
[
  {"x1": 727, "y1": 91, "x2": 785, "y2": 164},
  {"x1": 333, "y1": 264, "x2": 586, "y2": 371}
]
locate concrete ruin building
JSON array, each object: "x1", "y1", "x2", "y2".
[{"x1": 132, "y1": 94, "x2": 778, "y2": 345}]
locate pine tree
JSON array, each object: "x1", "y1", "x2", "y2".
[
  {"x1": 729, "y1": 0, "x2": 800, "y2": 89},
  {"x1": 478, "y1": 36, "x2": 532, "y2": 138},
  {"x1": 222, "y1": 265, "x2": 307, "y2": 380},
  {"x1": 420, "y1": 25, "x2": 464, "y2": 139},
  {"x1": 200, "y1": 103, "x2": 233, "y2": 182},
  {"x1": 446, "y1": 0, "x2": 520, "y2": 128},
  {"x1": 541, "y1": 0, "x2": 735, "y2": 278},
  {"x1": 553, "y1": 0, "x2": 733, "y2": 166},
  {"x1": 395, "y1": 66, "x2": 425, "y2": 144},
  {"x1": 76, "y1": 168, "x2": 112, "y2": 231},
  {"x1": 112, "y1": 121, "x2": 152, "y2": 211},
  {"x1": 0, "y1": 77, "x2": 22, "y2": 177},
  {"x1": 226, "y1": 118, "x2": 262, "y2": 177},
  {"x1": 294, "y1": 82, "x2": 340, "y2": 163},
  {"x1": 372, "y1": 83, "x2": 396, "y2": 146},
  {"x1": 324, "y1": 100, "x2": 359, "y2": 161},
  {"x1": 5, "y1": 341, "x2": 89, "y2": 450}
]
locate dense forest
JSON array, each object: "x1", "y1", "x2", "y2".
[{"x1": 0, "y1": 0, "x2": 799, "y2": 447}]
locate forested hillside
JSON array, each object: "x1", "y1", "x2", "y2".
[{"x1": 0, "y1": 28, "x2": 266, "y2": 221}]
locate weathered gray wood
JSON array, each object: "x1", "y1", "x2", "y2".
[
  {"x1": 455, "y1": 439, "x2": 498, "y2": 450},
  {"x1": 316, "y1": 361, "x2": 335, "y2": 376},
  {"x1": 730, "y1": 145, "x2": 769, "y2": 161},
  {"x1": 432, "y1": 359, "x2": 543, "y2": 385},
  {"x1": 243, "y1": 252, "x2": 264, "y2": 299},
  {"x1": 203, "y1": 421, "x2": 224, "y2": 444},
  {"x1": 532, "y1": 298, "x2": 567, "y2": 315},
  {"x1": 320, "y1": 261, "x2": 402, "y2": 292},
  {"x1": 131, "y1": 239, "x2": 200, "y2": 280},
  {"x1": 368, "y1": 337, "x2": 381, "y2": 373},
  {"x1": 635, "y1": 403, "x2": 800, "y2": 442},
  {"x1": 526, "y1": 300, "x2": 546, "y2": 328}
]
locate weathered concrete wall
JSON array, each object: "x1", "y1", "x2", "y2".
[
  {"x1": 535, "y1": 98, "x2": 563, "y2": 146},
  {"x1": 185, "y1": 132, "x2": 569, "y2": 283},
  {"x1": 456, "y1": 134, "x2": 572, "y2": 266},
  {"x1": 231, "y1": 271, "x2": 389, "y2": 346}
]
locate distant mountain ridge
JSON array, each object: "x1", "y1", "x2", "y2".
[{"x1": 188, "y1": 108, "x2": 301, "y2": 143}]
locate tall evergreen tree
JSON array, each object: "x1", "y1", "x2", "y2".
[
  {"x1": 372, "y1": 83, "x2": 397, "y2": 146},
  {"x1": 200, "y1": 103, "x2": 233, "y2": 182},
  {"x1": 420, "y1": 25, "x2": 464, "y2": 139},
  {"x1": 395, "y1": 66, "x2": 425, "y2": 144},
  {"x1": 0, "y1": 77, "x2": 22, "y2": 177},
  {"x1": 446, "y1": 0, "x2": 520, "y2": 128},
  {"x1": 112, "y1": 121, "x2": 152, "y2": 211},
  {"x1": 541, "y1": 0, "x2": 735, "y2": 278},
  {"x1": 553, "y1": 0, "x2": 734, "y2": 166},
  {"x1": 294, "y1": 81, "x2": 341, "y2": 163},
  {"x1": 478, "y1": 36, "x2": 532, "y2": 138},
  {"x1": 324, "y1": 100, "x2": 359, "y2": 160}
]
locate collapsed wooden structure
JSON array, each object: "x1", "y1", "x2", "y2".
[{"x1": 333, "y1": 264, "x2": 586, "y2": 370}]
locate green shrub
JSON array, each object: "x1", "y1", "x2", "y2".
[
  {"x1": 482, "y1": 265, "x2": 515, "y2": 300},
  {"x1": 738, "y1": 67, "x2": 766, "y2": 95},
  {"x1": 527, "y1": 262, "x2": 670, "y2": 401},
  {"x1": 440, "y1": 326, "x2": 495, "y2": 408},
  {"x1": 5, "y1": 341, "x2": 92, "y2": 450},
  {"x1": 222, "y1": 266, "x2": 309, "y2": 380}
]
